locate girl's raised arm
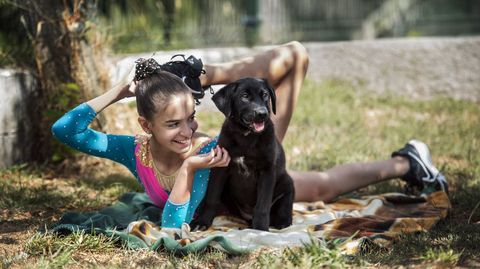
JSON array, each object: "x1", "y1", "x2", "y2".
[
  {"x1": 51, "y1": 70, "x2": 138, "y2": 177},
  {"x1": 87, "y1": 67, "x2": 136, "y2": 113}
]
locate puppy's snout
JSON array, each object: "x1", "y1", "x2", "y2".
[{"x1": 254, "y1": 107, "x2": 269, "y2": 121}]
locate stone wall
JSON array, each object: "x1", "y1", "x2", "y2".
[{"x1": 0, "y1": 69, "x2": 38, "y2": 169}]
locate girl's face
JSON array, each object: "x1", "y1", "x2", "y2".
[{"x1": 140, "y1": 93, "x2": 198, "y2": 155}]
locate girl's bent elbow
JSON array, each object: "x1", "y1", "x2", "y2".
[
  {"x1": 51, "y1": 120, "x2": 63, "y2": 140},
  {"x1": 51, "y1": 118, "x2": 70, "y2": 143}
]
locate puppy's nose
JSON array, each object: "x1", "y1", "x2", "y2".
[{"x1": 254, "y1": 107, "x2": 269, "y2": 121}]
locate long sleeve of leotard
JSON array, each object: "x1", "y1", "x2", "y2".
[
  {"x1": 52, "y1": 103, "x2": 218, "y2": 228},
  {"x1": 51, "y1": 103, "x2": 138, "y2": 179},
  {"x1": 161, "y1": 138, "x2": 217, "y2": 228}
]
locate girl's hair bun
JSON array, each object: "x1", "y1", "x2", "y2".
[
  {"x1": 133, "y1": 55, "x2": 211, "y2": 105},
  {"x1": 133, "y1": 58, "x2": 162, "y2": 82}
]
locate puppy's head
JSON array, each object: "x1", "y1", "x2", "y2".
[{"x1": 212, "y1": 77, "x2": 276, "y2": 133}]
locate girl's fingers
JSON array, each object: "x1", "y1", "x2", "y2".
[
  {"x1": 223, "y1": 153, "x2": 231, "y2": 167},
  {"x1": 211, "y1": 147, "x2": 230, "y2": 167},
  {"x1": 206, "y1": 147, "x2": 220, "y2": 166},
  {"x1": 128, "y1": 82, "x2": 137, "y2": 95},
  {"x1": 215, "y1": 146, "x2": 223, "y2": 159},
  {"x1": 219, "y1": 148, "x2": 229, "y2": 166},
  {"x1": 204, "y1": 148, "x2": 216, "y2": 165},
  {"x1": 225, "y1": 155, "x2": 231, "y2": 166},
  {"x1": 192, "y1": 145, "x2": 230, "y2": 168},
  {"x1": 208, "y1": 155, "x2": 218, "y2": 166},
  {"x1": 209, "y1": 146, "x2": 221, "y2": 161},
  {"x1": 207, "y1": 148, "x2": 216, "y2": 160}
]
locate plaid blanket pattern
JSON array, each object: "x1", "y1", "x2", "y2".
[{"x1": 126, "y1": 190, "x2": 450, "y2": 254}]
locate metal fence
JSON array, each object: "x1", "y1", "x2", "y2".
[
  {"x1": 107, "y1": 0, "x2": 480, "y2": 51},
  {"x1": 191, "y1": 0, "x2": 479, "y2": 44}
]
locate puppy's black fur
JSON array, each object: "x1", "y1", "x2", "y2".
[{"x1": 191, "y1": 77, "x2": 294, "y2": 231}]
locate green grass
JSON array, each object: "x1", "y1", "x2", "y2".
[
  {"x1": 24, "y1": 231, "x2": 118, "y2": 256},
  {"x1": 1, "y1": 79, "x2": 480, "y2": 268},
  {"x1": 255, "y1": 238, "x2": 364, "y2": 268},
  {"x1": 0, "y1": 167, "x2": 142, "y2": 212},
  {"x1": 22, "y1": 231, "x2": 118, "y2": 269}
]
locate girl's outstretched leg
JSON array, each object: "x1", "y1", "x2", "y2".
[
  {"x1": 201, "y1": 41, "x2": 309, "y2": 142},
  {"x1": 291, "y1": 140, "x2": 448, "y2": 202},
  {"x1": 290, "y1": 157, "x2": 410, "y2": 202}
]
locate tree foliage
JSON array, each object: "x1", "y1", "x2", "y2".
[
  {"x1": 0, "y1": 1, "x2": 34, "y2": 67},
  {"x1": 0, "y1": 0, "x2": 107, "y2": 163}
]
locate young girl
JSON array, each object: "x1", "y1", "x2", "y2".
[{"x1": 52, "y1": 41, "x2": 448, "y2": 229}]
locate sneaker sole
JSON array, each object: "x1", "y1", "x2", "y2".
[{"x1": 436, "y1": 173, "x2": 449, "y2": 193}]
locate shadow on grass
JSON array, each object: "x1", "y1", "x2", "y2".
[
  {"x1": 76, "y1": 173, "x2": 143, "y2": 193},
  {"x1": 0, "y1": 181, "x2": 75, "y2": 211},
  {"x1": 0, "y1": 219, "x2": 43, "y2": 234},
  {"x1": 0, "y1": 171, "x2": 142, "y2": 214},
  {"x1": 361, "y1": 219, "x2": 480, "y2": 267},
  {"x1": 0, "y1": 170, "x2": 145, "y2": 236}
]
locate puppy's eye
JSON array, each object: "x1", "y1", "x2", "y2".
[
  {"x1": 262, "y1": 92, "x2": 269, "y2": 99},
  {"x1": 241, "y1": 93, "x2": 249, "y2": 100}
]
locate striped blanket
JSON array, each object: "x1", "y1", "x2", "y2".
[{"x1": 126, "y1": 190, "x2": 450, "y2": 255}]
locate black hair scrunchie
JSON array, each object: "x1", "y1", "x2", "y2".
[
  {"x1": 133, "y1": 58, "x2": 162, "y2": 82},
  {"x1": 133, "y1": 55, "x2": 212, "y2": 104}
]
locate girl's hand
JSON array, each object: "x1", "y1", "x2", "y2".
[
  {"x1": 119, "y1": 81, "x2": 137, "y2": 98},
  {"x1": 118, "y1": 65, "x2": 137, "y2": 99},
  {"x1": 169, "y1": 141, "x2": 229, "y2": 205},
  {"x1": 184, "y1": 142, "x2": 230, "y2": 172}
]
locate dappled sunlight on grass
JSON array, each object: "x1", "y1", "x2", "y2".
[{"x1": 1, "y1": 171, "x2": 132, "y2": 212}]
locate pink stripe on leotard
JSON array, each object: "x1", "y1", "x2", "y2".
[{"x1": 135, "y1": 143, "x2": 169, "y2": 208}]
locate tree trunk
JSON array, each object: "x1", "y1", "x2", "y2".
[{"x1": 22, "y1": 0, "x2": 107, "y2": 162}]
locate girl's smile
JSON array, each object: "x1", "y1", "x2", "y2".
[{"x1": 146, "y1": 92, "x2": 198, "y2": 156}]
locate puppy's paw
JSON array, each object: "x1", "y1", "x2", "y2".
[
  {"x1": 190, "y1": 219, "x2": 212, "y2": 232},
  {"x1": 191, "y1": 224, "x2": 209, "y2": 232},
  {"x1": 251, "y1": 217, "x2": 269, "y2": 231},
  {"x1": 271, "y1": 222, "x2": 291, "y2": 230},
  {"x1": 270, "y1": 215, "x2": 292, "y2": 230}
]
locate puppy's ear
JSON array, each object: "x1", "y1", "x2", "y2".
[
  {"x1": 212, "y1": 82, "x2": 237, "y2": 117},
  {"x1": 263, "y1": 79, "x2": 276, "y2": 115}
]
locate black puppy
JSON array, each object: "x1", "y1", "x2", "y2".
[{"x1": 192, "y1": 77, "x2": 295, "y2": 231}]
